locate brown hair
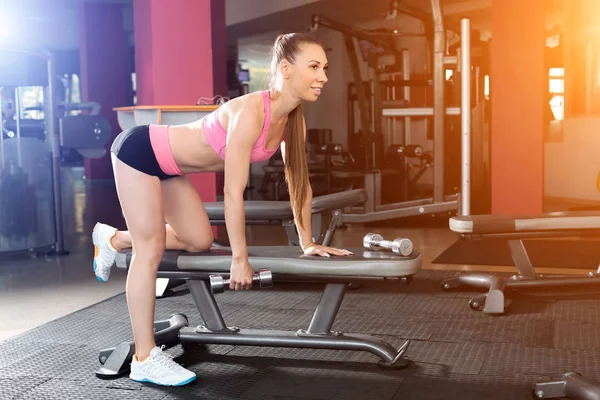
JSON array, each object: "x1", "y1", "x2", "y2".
[{"x1": 270, "y1": 33, "x2": 325, "y2": 231}]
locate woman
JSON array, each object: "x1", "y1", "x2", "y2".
[{"x1": 92, "y1": 33, "x2": 352, "y2": 386}]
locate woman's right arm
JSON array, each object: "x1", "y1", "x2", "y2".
[{"x1": 223, "y1": 105, "x2": 262, "y2": 290}]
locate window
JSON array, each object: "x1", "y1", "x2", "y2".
[{"x1": 549, "y1": 67, "x2": 564, "y2": 120}]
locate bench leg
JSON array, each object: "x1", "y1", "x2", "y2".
[
  {"x1": 185, "y1": 281, "x2": 411, "y2": 369},
  {"x1": 96, "y1": 314, "x2": 188, "y2": 378},
  {"x1": 440, "y1": 239, "x2": 540, "y2": 314},
  {"x1": 534, "y1": 372, "x2": 600, "y2": 400},
  {"x1": 97, "y1": 279, "x2": 414, "y2": 374},
  {"x1": 442, "y1": 274, "x2": 509, "y2": 315}
]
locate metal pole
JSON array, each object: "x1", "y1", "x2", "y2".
[
  {"x1": 47, "y1": 52, "x2": 66, "y2": 254},
  {"x1": 431, "y1": 0, "x2": 445, "y2": 203},
  {"x1": 402, "y1": 49, "x2": 411, "y2": 145},
  {"x1": 343, "y1": 34, "x2": 373, "y2": 170},
  {"x1": 460, "y1": 18, "x2": 471, "y2": 216},
  {"x1": 475, "y1": 66, "x2": 481, "y2": 105},
  {"x1": 0, "y1": 88, "x2": 4, "y2": 169},
  {"x1": 14, "y1": 87, "x2": 22, "y2": 168}
]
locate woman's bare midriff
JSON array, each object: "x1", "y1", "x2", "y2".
[{"x1": 168, "y1": 117, "x2": 225, "y2": 174}]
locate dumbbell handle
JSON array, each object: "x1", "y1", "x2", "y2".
[
  {"x1": 210, "y1": 268, "x2": 273, "y2": 293},
  {"x1": 223, "y1": 273, "x2": 262, "y2": 287},
  {"x1": 364, "y1": 233, "x2": 414, "y2": 256},
  {"x1": 372, "y1": 238, "x2": 393, "y2": 248}
]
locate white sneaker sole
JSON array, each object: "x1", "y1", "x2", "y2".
[
  {"x1": 92, "y1": 223, "x2": 110, "y2": 283},
  {"x1": 129, "y1": 373, "x2": 197, "y2": 386}
]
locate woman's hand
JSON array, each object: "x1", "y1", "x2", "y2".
[
  {"x1": 229, "y1": 258, "x2": 255, "y2": 290},
  {"x1": 303, "y1": 242, "x2": 353, "y2": 258}
]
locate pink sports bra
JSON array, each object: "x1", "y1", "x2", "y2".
[{"x1": 202, "y1": 90, "x2": 285, "y2": 163}]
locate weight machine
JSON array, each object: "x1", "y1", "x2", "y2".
[
  {"x1": 309, "y1": 0, "x2": 478, "y2": 222},
  {"x1": 0, "y1": 48, "x2": 111, "y2": 257}
]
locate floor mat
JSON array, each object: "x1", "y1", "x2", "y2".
[{"x1": 2, "y1": 272, "x2": 600, "y2": 399}]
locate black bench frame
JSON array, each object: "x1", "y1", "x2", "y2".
[
  {"x1": 98, "y1": 272, "x2": 412, "y2": 378},
  {"x1": 441, "y1": 228, "x2": 600, "y2": 314}
]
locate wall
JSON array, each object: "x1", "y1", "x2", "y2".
[{"x1": 545, "y1": 117, "x2": 600, "y2": 202}]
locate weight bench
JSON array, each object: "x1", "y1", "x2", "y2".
[
  {"x1": 153, "y1": 189, "x2": 367, "y2": 297},
  {"x1": 441, "y1": 212, "x2": 600, "y2": 314},
  {"x1": 97, "y1": 234, "x2": 421, "y2": 377}
]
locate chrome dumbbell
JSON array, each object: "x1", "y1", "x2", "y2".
[
  {"x1": 209, "y1": 269, "x2": 273, "y2": 293},
  {"x1": 363, "y1": 233, "x2": 413, "y2": 256}
]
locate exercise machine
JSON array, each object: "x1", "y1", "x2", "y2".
[
  {"x1": 441, "y1": 212, "x2": 600, "y2": 314},
  {"x1": 309, "y1": 0, "x2": 478, "y2": 223},
  {"x1": 95, "y1": 190, "x2": 421, "y2": 377},
  {"x1": 0, "y1": 48, "x2": 111, "y2": 257},
  {"x1": 534, "y1": 372, "x2": 600, "y2": 400}
]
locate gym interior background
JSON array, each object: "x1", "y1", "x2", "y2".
[{"x1": 2, "y1": 0, "x2": 600, "y2": 399}]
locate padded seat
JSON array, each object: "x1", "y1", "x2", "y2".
[
  {"x1": 116, "y1": 246, "x2": 421, "y2": 278},
  {"x1": 450, "y1": 211, "x2": 600, "y2": 234},
  {"x1": 203, "y1": 189, "x2": 367, "y2": 221}
]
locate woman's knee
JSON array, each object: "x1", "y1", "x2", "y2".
[
  {"x1": 182, "y1": 232, "x2": 214, "y2": 253},
  {"x1": 131, "y1": 238, "x2": 166, "y2": 268}
]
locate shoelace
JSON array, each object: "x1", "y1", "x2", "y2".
[
  {"x1": 98, "y1": 244, "x2": 116, "y2": 271},
  {"x1": 146, "y1": 348, "x2": 184, "y2": 375}
]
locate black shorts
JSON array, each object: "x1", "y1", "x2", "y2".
[{"x1": 110, "y1": 125, "x2": 178, "y2": 180}]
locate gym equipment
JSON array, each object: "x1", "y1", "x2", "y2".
[
  {"x1": 316, "y1": 142, "x2": 349, "y2": 194},
  {"x1": 59, "y1": 114, "x2": 111, "y2": 159},
  {"x1": 441, "y1": 212, "x2": 600, "y2": 314},
  {"x1": 363, "y1": 233, "x2": 413, "y2": 256},
  {"x1": 534, "y1": 373, "x2": 600, "y2": 400},
  {"x1": 0, "y1": 138, "x2": 54, "y2": 254},
  {"x1": 96, "y1": 190, "x2": 421, "y2": 377},
  {"x1": 317, "y1": 143, "x2": 343, "y2": 155},
  {"x1": 0, "y1": 49, "x2": 66, "y2": 256},
  {"x1": 98, "y1": 247, "x2": 420, "y2": 377},
  {"x1": 209, "y1": 268, "x2": 272, "y2": 293},
  {"x1": 311, "y1": 6, "x2": 477, "y2": 223},
  {"x1": 153, "y1": 189, "x2": 367, "y2": 297},
  {"x1": 1, "y1": 48, "x2": 113, "y2": 258}
]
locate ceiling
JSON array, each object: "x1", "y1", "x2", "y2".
[{"x1": 226, "y1": 0, "x2": 494, "y2": 45}]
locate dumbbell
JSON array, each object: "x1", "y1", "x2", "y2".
[
  {"x1": 317, "y1": 143, "x2": 343, "y2": 155},
  {"x1": 405, "y1": 144, "x2": 423, "y2": 158},
  {"x1": 209, "y1": 268, "x2": 273, "y2": 293},
  {"x1": 363, "y1": 233, "x2": 413, "y2": 256}
]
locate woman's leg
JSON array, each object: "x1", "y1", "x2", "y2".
[
  {"x1": 109, "y1": 223, "x2": 196, "y2": 252},
  {"x1": 160, "y1": 175, "x2": 214, "y2": 253},
  {"x1": 102, "y1": 175, "x2": 214, "y2": 253},
  {"x1": 111, "y1": 155, "x2": 196, "y2": 386},
  {"x1": 111, "y1": 154, "x2": 166, "y2": 361},
  {"x1": 92, "y1": 181, "x2": 209, "y2": 282}
]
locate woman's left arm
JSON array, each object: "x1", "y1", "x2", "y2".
[{"x1": 292, "y1": 118, "x2": 352, "y2": 258}]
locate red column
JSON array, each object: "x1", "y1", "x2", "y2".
[
  {"x1": 490, "y1": 0, "x2": 545, "y2": 214},
  {"x1": 133, "y1": 0, "x2": 227, "y2": 202},
  {"x1": 79, "y1": 2, "x2": 133, "y2": 180}
]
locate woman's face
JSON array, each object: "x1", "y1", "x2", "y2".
[{"x1": 284, "y1": 43, "x2": 329, "y2": 102}]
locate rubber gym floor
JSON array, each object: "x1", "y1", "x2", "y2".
[{"x1": 2, "y1": 176, "x2": 600, "y2": 399}]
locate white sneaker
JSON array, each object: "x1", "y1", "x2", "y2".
[
  {"x1": 129, "y1": 346, "x2": 197, "y2": 386},
  {"x1": 92, "y1": 222, "x2": 118, "y2": 282}
]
